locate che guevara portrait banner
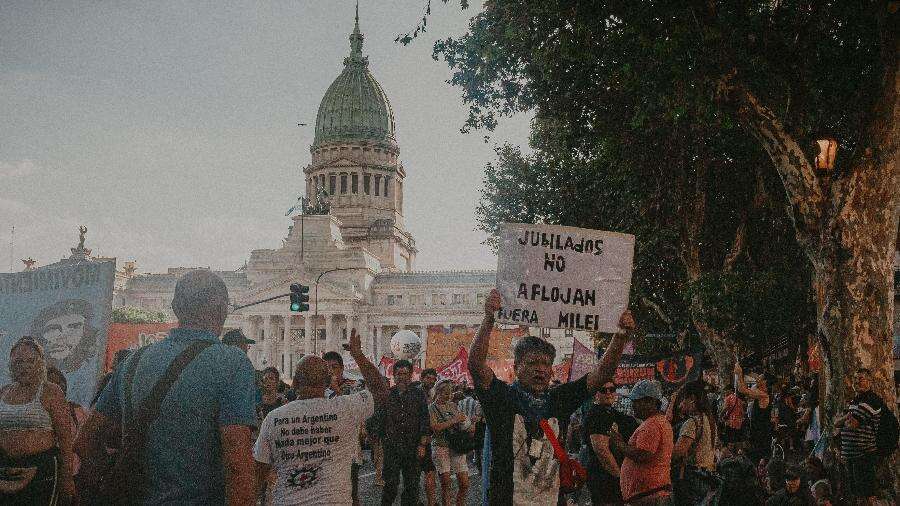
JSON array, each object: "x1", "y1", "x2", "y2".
[{"x1": 0, "y1": 259, "x2": 115, "y2": 407}]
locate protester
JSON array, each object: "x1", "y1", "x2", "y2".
[
  {"x1": 76, "y1": 269, "x2": 257, "y2": 505},
  {"x1": 810, "y1": 479, "x2": 833, "y2": 506},
  {"x1": 457, "y1": 387, "x2": 484, "y2": 471},
  {"x1": 582, "y1": 381, "x2": 639, "y2": 505},
  {"x1": 381, "y1": 359, "x2": 431, "y2": 506},
  {"x1": 610, "y1": 379, "x2": 674, "y2": 506},
  {"x1": 222, "y1": 329, "x2": 256, "y2": 353},
  {"x1": 418, "y1": 368, "x2": 439, "y2": 506},
  {"x1": 468, "y1": 288, "x2": 635, "y2": 505},
  {"x1": 429, "y1": 378, "x2": 471, "y2": 506},
  {"x1": 735, "y1": 362, "x2": 774, "y2": 465},
  {"x1": 671, "y1": 380, "x2": 717, "y2": 505},
  {"x1": 46, "y1": 365, "x2": 87, "y2": 476},
  {"x1": 323, "y1": 350, "x2": 366, "y2": 506},
  {"x1": 834, "y1": 368, "x2": 884, "y2": 505},
  {"x1": 764, "y1": 464, "x2": 810, "y2": 505},
  {"x1": 0, "y1": 336, "x2": 75, "y2": 505},
  {"x1": 257, "y1": 366, "x2": 286, "y2": 425},
  {"x1": 720, "y1": 384, "x2": 746, "y2": 452},
  {"x1": 46, "y1": 365, "x2": 87, "y2": 437},
  {"x1": 253, "y1": 328, "x2": 387, "y2": 505}
]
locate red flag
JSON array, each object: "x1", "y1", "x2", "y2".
[{"x1": 435, "y1": 348, "x2": 472, "y2": 385}]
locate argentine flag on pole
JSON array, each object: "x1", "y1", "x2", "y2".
[{"x1": 286, "y1": 196, "x2": 306, "y2": 216}]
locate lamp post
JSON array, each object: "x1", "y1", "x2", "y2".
[
  {"x1": 815, "y1": 137, "x2": 838, "y2": 173},
  {"x1": 311, "y1": 267, "x2": 365, "y2": 355}
]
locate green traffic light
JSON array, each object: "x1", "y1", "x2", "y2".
[{"x1": 291, "y1": 302, "x2": 301, "y2": 311}]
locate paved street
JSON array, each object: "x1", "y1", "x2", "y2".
[{"x1": 357, "y1": 453, "x2": 483, "y2": 505}]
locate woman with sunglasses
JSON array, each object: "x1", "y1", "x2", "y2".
[{"x1": 0, "y1": 336, "x2": 75, "y2": 505}]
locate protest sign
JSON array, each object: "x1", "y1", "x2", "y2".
[
  {"x1": 0, "y1": 260, "x2": 115, "y2": 407},
  {"x1": 105, "y1": 322, "x2": 175, "y2": 372},
  {"x1": 496, "y1": 223, "x2": 634, "y2": 332}
]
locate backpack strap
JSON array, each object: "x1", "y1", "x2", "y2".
[
  {"x1": 124, "y1": 340, "x2": 213, "y2": 433},
  {"x1": 122, "y1": 346, "x2": 150, "y2": 425}
]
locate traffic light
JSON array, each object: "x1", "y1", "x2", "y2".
[{"x1": 290, "y1": 283, "x2": 310, "y2": 312}]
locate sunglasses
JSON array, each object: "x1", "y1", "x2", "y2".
[{"x1": 599, "y1": 387, "x2": 617, "y2": 393}]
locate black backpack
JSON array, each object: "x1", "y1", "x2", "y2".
[{"x1": 876, "y1": 406, "x2": 899, "y2": 457}]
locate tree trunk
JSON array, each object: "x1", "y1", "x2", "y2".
[{"x1": 814, "y1": 185, "x2": 899, "y2": 435}]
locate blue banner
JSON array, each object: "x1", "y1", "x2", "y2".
[{"x1": 0, "y1": 259, "x2": 115, "y2": 407}]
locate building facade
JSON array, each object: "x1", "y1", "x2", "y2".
[{"x1": 117, "y1": 15, "x2": 582, "y2": 379}]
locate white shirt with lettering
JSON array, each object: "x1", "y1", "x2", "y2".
[{"x1": 254, "y1": 390, "x2": 375, "y2": 505}]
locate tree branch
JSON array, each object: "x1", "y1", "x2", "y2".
[
  {"x1": 639, "y1": 295, "x2": 673, "y2": 331},
  {"x1": 716, "y1": 72, "x2": 825, "y2": 251}
]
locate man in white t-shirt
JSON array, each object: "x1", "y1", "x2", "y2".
[{"x1": 255, "y1": 329, "x2": 388, "y2": 505}]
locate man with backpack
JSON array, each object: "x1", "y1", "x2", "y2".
[
  {"x1": 834, "y1": 368, "x2": 897, "y2": 504},
  {"x1": 75, "y1": 270, "x2": 258, "y2": 505}
]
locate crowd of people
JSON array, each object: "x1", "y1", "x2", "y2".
[{"x1": 0, "y1": 270, "x2": 896, "y2": 505}]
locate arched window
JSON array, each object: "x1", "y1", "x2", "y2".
[{"x1": 340, "y1": 173, "x2": 348, "y2": 194}]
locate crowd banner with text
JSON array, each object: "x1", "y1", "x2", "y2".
[
  {"x1": 495, "y1": 223, "x2": 635, "y2": 332},
  {"x1": 0, "y1": 260, "x2": 116, "y2": 407},
  {"x1": 104, "y1": 322, "x2": 175, "y2": 372},
  {"x1": 569, "y1": 338, "x2": 701, "y2": 389},
  {"x1": 424, "y1": 324, "x2": 525, "y2": 370}
]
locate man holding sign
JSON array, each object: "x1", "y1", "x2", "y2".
[{"x1": 470, "y1": 289, "x2": 636, "y2": 506}]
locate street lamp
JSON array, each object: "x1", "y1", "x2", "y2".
[{"x1": 815, "y1": 137, "x2": 838, "y2": 173}]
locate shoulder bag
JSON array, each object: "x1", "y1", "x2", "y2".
[
  {"x1": 434, "y1": 404, "x2": 478, "y2": 455},
  {"x1": 539, "y1": 418, "x2": 586, "y2": 494},
  {"x1": 96, "y1": 340, "x2": 213, "y2": 505}
]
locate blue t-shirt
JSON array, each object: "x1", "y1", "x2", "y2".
[{"x1": 96, "y1": 327, "x2": 257, "y2": 505}]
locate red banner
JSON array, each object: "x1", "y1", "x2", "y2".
[
  {"x1": 569, "y1": 337, "x2": 700, "y2": 388},
  {"x1": 435, "y1": 348, "x2": 472, "y2": 386},
  {"x1": 569, "y1": 338, "x2": 600, "y2": 382},
  {"x1": 105, "y1": 323, "x2": 175, "y2": 372},
  {"x1": 553, "y1": 358, "x2": 571, "y2": 383}
]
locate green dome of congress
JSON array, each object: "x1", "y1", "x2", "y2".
[{"x1": 313, "y1": 13, "x2": 397, "y2": 149}]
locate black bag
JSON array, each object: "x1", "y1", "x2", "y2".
[
  {"x1": 434, "y1": 405, "x2": 478, "y2": 454},
  {"x1": 96, "y1": 340, "x2": 213, "y2": 505},
  {"x1": 876, "y1": 405, "x2": 899, "y2": 457}
]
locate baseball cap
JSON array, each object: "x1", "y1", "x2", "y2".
[
  {"x1": 222, "y1": 329, "x2": 255, "y2": 346},
  {"x1": 627, "y1": 379, "x2": 663, "y2": 402}
]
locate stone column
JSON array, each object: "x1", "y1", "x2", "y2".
[
  {"x1": 284, "y1": 314, "x2": 294, "y2": 377},
  {"x1": 304, "y1": 315, "x2": 315, "y2": 356},
  {"x1": 263, "y1": 315, "x2": 274, "y2": 367},
  {"x1": 419, "y1": 325, "x2": 429, "y2": 367},
  {"x1": 324, "y1": 314, "x2": 336, "y2": 353}
]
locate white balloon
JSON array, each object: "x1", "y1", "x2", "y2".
[{"x1": 390, "y1": 330, "x2": 422, "y2": 360}]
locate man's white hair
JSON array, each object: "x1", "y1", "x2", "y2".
[{"x1": 171, "y1": 270, "x2": 229, "y2": 324}]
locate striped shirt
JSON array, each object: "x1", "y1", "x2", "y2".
[
  {"x1": 458, "y1": 395, "x2": 482, "y2": 421},
  {"x1": 839, "y1": 393, "x2": 882, "y2": 458}
]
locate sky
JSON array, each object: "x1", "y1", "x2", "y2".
[{"x1": 0, "y1": 1, "x2": 531, "y2": 275}]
